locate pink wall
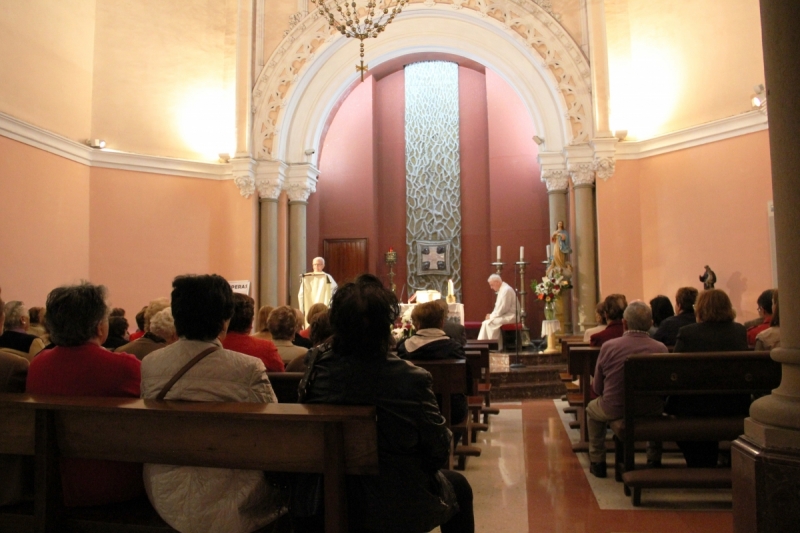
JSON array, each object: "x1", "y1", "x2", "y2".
[
  {"x1": 313, "y1": 64, "x2": 550, "y2": 322},
  {"x1": 89, "y1": 168, "x2": 256, "y2": 318},
  {"x1": 597, "y1": 130, "x2": 774, "y2": 322},
  {"x1": 0, "y1": 137, "x2": 91, "y2": 307},
  {"x1": 375, "y1": 70, "x2": 408, "y2": 292},
  {"x1": 459, "y1": 67, "x2": 493, "y2": 321},
  {"x1": 485, "y1": 69, "x2": 548, "y2": 324},
  {"x1": 314, "y1": 77, "x2": 378, "y2": 280}
]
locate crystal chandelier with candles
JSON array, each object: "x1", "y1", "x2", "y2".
[{"x1": 310, "y1": 0, "x2": 407, "y2": 81}]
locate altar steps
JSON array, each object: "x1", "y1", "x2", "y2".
[{"x1": 489, "y1": 356, "x2": 567, "y2": 400}]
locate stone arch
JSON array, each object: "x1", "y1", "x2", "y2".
[{"x1": 252, "y1": 0, "x2": 593, "y2": 165}]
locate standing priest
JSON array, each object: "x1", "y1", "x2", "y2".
[
  {"x1": 478, "y1": 274, "x2": 517, "y2": 346},
  {"x1": 299, "y1": 257, "x2": 338, "y2": 318}
]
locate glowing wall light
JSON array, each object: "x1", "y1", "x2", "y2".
[
  {"x1": 177, "y1": 87, "x2": 235, "y2": 161},
  {"x1": 609, "y1": 43, "x2": 681, "y2": 140}
]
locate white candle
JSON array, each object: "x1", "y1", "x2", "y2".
[
  {"x1": 546, "y1": 244, "x2": 550, "y2": 259},
  {"x1": 520, "y1": 246, "x2": 524, "y2": 261},
  {"x1": 448, "y1": 279, "x2": 454, "y2": 296},
  {"x1": 496, "y1": 245, "x2": 501, "y2": 262}
]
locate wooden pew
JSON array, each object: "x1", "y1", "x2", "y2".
[
  {"x1": 609, "y1": 352, "x2": 781, "y2": 506},
  {"x1": 267, "y1": 371, "x2": 304, "y2": 403},
  {"x1": 411, "y1": 359, "x2": 481, "y2": 470},
  {"x1": 465, "y1": 339, "x2": 499, "y2": 352},
  {"x1": 567, "y1": 346, "x2": 601, "y2": 451},
  {"x1": 0, "y1": 393, "x2": 379, "y2": 533},
  {"x1": 464, "y1": 350, "x2": 490, "y2": 442},
  {"x1": 463, "y1": 344, "x2": 499, "y2": 421}
]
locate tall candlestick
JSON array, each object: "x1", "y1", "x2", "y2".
[
  {"x1": 546, "y1": 244, "x2": 550, "y2": 260},
  {"x1": 520, "y1": 246, "x2": 524, "y2": 261},
  {"x1": 496, "y1": 245, "x2": 501, "y2": 262}
]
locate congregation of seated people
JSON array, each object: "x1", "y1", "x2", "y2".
[
  {"x1": 0, "y1": 277, "x2": 475, "y2": 533},
  {"x1": 583, "y1": 283, "x2": 780, "y2": 477}
]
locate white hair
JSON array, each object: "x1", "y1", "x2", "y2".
[
  {"x1": 313, "y1": 257, "x2": 325, "y2": 266},
  {"x1": 623, "y1": 300, "x2": 652, "y2": 332},
  {"x1": 3, "y1": 301, "x2": 27, "y2": 330},
  {"x1": 487, "y1": 274, "x2": 502, "y2": 283},
  {"x1": 149, "y1": 307, "x2": 176, "y2": 341}
]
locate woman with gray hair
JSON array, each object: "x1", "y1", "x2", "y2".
[
  {"x1": 0, "y1": 301, "x2": 45, "y2": 360},
  {"x1": 25, "y1": 283, "x2": 143, "y2": 506}
]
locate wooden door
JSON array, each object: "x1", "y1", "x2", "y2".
[{"x1": 323, "y1": 238, "x2": 368, "y2": 286}]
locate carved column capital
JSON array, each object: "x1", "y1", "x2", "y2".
[
  {"x1": 231, "y1": 156, "x2": 257, "y2": 198},
  {"x1": 541, "y1": 169, "x2": 569, "y2": 192},
  {"x1": 594, "y1": 157, "x2": 616, "y2": 181},
  {"x1": 285, "y1": 163, "x2": 319, "y2": 203},
  {"x1": 592, "y1": 136, "x2": 618, "y2": 181},
  {"x1": 255, "y1": 160, "x2": 287, "y2": 200},
  {"x1": 569, "y1": 163, "x2": 596, "y2": 187}
]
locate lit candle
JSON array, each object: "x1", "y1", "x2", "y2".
[
  {"x1": 546, "y1": 244, "x2": 550, "y2": 259},
  {"x1": 497, "y1": 246, "x2": 501, "y2": 262},
  {"x1": 520, "y1": 246, "x2": 524, "y2": 261},
  {"x1": 448, "y1": 279, "x2": 454, "y2": 296}
]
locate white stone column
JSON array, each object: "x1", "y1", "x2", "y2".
[
  {"x1": 732, "y1": 3, "x2": 800, "y2": 530},
  {"x1": 234, "y1": 0, "x2": 254, "y2": 157},
  {"x1": 586, "y1": 0, "x2": 613, "y2": 138},
  {"x1": 542, "y1": 168, "x2": 572, "y2": 333},
  {"x1": 255, "y1": 161, "x2": 286, "y2": 307},
  {"x1": 568, "y1": 147, "x2": 598, "y2": 332},
  {"x1": 285, "y1": 164, "x2": 319, "y2": 308}
]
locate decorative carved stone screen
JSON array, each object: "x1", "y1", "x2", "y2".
[{"x1": 405, "y1": 61, "x2": 462, "y2": 297}]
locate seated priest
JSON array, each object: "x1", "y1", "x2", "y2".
[
  {"x1": 477, "y1": 274, "x2": 516, "y2": 348},
  {"x1": 298, "y1": 257, "x2": 337, "y2": 317}
]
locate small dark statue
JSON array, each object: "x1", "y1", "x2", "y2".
[{"x1": 699, "y1": 265, "x2": 717, "y2": 290}]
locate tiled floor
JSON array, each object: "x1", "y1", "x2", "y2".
[{"x1": 459, "y1": 400, "x2": 733, "y2": 533}]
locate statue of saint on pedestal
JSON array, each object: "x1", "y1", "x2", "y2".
[{"x1": 547, "y1": 221, "x2": 573, "y2": 280}]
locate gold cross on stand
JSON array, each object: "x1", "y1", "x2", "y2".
[{"x1": 356, "y1": 60, "x2": 368, "y2": 82}]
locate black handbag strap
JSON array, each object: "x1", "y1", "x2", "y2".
[{"x1": 156, "y1": 345, "x2": 220, "y2": 400}]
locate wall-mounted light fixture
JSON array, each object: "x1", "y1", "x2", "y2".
[
  {"x1": 218, "y1": 153, "x2": 231, "y2": 163},
  {"x1": 614, "y1": 130, "x2": 628, "y2": 141},
  {"x1": 87, "y1": 139, "x2": 106, "y2": 149},
  {"x1": 532, "y1": 135, "x2": 544, "y2": 145},
  {"x1": 304, "y1": 148, "x2": 316, "y2": 155},
  {"x1": 751, "y1": 84, "x2": 767, "y2": 115}
]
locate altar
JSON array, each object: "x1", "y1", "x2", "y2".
[{"x1": 399, "y1": 302, "x2": 465, "y2": 326}]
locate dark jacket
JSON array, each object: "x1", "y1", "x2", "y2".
[
  {"x1": 442, "y1": 321, "x2": 467, "y2": 346},
  {"x1": 396, "y1": 335, "x2": 471, "y2": 425},
  {"x1": 299, "y1": 346, "x2": 457, "y2": 533},
  {"x1": 673, "y1": 321, "x2": 748, "y2": 353},
  {"x1": 652, "y1": 311, "x2": 696, "y2": 346}
]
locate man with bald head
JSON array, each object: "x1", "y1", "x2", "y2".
[{"x1": 477, "y1": 274, "x2": 517, "y2": 348}]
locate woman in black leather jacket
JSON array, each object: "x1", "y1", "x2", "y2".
[{"x1": 296, "y1": 274, "x2": 474, "y2": 533}]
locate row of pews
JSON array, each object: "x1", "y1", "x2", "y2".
[
  {"x1": 0, "y1": 344, "x2": 502, "y2": 532},
  {"x1": 405, "y1": 339, "x2": 500, "y2": 470},
  {"x1": 558, "y1": 337, "x2": 781, "y2": 506}
]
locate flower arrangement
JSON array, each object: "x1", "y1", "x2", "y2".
[{"x1": 532, "y1": 274, "x2": 573, "y2": 320}]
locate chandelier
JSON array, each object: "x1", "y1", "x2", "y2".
[{"x1": 310, "y1": 0, "x2": 407, "y2": 81}]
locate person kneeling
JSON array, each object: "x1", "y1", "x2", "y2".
[{"x1": 586, "y1": 300, "x2": 667, "y2": 478}]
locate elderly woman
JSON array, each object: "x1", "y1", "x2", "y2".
[
  {"x1": 140, "y1": 274, "x2": 284, "y2": 533},
  {"x1": 26, "y1": 283, "x2": 143, "y2": 507},
  {"x1": 268, "y1": 305, "x2": 308, "y2": 366},
  {"x1": 115, "y1": 298, "x2": 171, "y2": 360},
  {"x1": 0, "y1": 301, "x2": 45, "y2": 360},
  {"x1": 582, "y1": 301, "x2": 608, "y2": 342},
  {"x1": 252, "y1": 305, "x2": 274, "y2": 341},
  {"x1": 670, "y1": 289, "x2": 748, "y2": 467},
  {"x1": 590, "y1": 294, "x2": 628, "y2": 346},
  {"x1": 222, "y1": 293, "x2": 284, "y2": 372},
  {"x1": 295, "y1": 274, "x2": 474, "y2": 533},
  {"x1": 396, "y1": 301, "x2": 471, "y2": 425}
]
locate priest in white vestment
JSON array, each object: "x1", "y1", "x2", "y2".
[
  {"x1": 299, "y1": 257, "x2": 338, "y2": 317},
  {"x1": 478, "y1": 274, "x2": 517, "y2": 347}
]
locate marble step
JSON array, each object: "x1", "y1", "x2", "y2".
[
  {"x1": 490, "y1": 381, "x2": 567, "y2": 401},
  {"x1": 490, "y1": 365, "x2": 565, "y2": 385}
]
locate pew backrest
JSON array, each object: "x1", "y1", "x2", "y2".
[{"x1": 0, "y1": 393, "x2": 379, "y2": 533}]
